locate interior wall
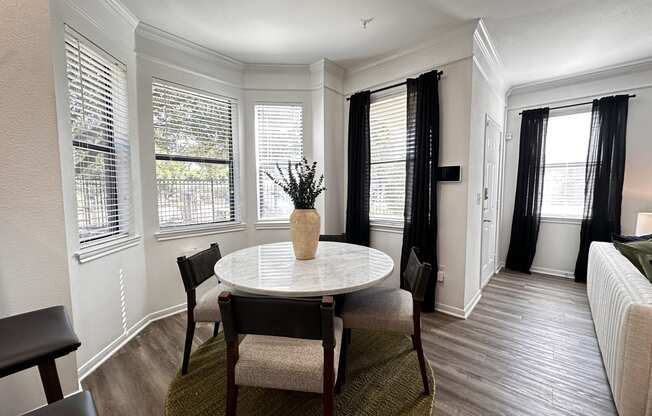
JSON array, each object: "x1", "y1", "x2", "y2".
[
  {"x1": 0, "y1": 1, "x2": 78, "y2": 414},
  {"x1": 499, "y1": 63, "x2": 652, "y2": 276},
  {"x1": 48, "y1": 0, "x2": 151, "y2": 378},
  {"x1": 135, "y1": 36, "x2": 249, "y2": 317},
  {"x1": 464, "y1": 52, "x2": 506, "y2": 308},
  {"x1": 342, "y1": 23, "x2": 476, "y2": 313}
]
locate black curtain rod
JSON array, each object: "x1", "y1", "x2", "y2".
[
  {"x1": 346, "y1": 70, "x2": 443, "y2": 101},
  {"x1": 518, "y1": 94, "x2": 636, "y2": 115}
]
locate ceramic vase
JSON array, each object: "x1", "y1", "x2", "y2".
[{"x1": 290, "y1": 208, "x2": 320, "y2": 260}]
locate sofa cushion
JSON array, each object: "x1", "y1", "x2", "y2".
[
  {"x1": 235, "y1": 317, "x2": 343, "y2": 394},
  {"x1": 614, "y1": 240, "x2": 652, "y2": 282}
]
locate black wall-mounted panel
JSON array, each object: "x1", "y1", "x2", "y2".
[{"x1": 437, "y1": 165, "x2": 461, "y2": 182}]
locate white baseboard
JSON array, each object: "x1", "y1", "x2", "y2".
[
  {"x1": 496, "y1": 261, "x2": 574, "y2": 279},
  {"x1": 435, "y1": 289, "x2": 482, "y2": 320},
  {"x1": 464, "y1": 290, "x2": 482, "y2": 317},
  {"x1": 77, "y1": 302, "x2": 186, "y2": 381},
  {"x1": 530, "y1": 266, "x2": 574, "y2": 279},
  {"x1": 435, "y1": 302, "x2": 466, "y2": 319}
]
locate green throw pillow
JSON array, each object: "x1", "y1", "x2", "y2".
[{"x1": 614, "y1": 240, "x2": 652, "y2": 282}]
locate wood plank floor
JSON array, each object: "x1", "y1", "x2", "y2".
[{"x1": 82, "y1": 271, "x2": 617, "y2": 415}]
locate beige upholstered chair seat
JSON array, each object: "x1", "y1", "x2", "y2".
[
  {"x1": 341, "y1": 287, "x2": 414, "y2": 334},
  {"x1": 193, "y1": 284, "x2": 223, "y2": 322},
  {"x1": 235, "y1": 317, "x2": 343, "y2": 393}
]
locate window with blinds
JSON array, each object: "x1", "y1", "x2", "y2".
[
  {"x1": 370, "y1": 92, "x2": 407, "y2": 223},
  {"x1": 541, "y1": 110, "x2": 592, "y2": 219},
  {"x1": 65, "y1": 27, "x2": 132, "y2": 246},
  {"x1": 152, "y1": 81, "x2": 237, "y2": 228},
  {"x1": 255, "y1": 104, "x2": 304, "y2": 221}
]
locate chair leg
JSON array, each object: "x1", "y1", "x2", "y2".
[
  {"x1": 38, "y1": 359, "x2": 63, "y2": 404},
  {"x1": 413, "y1": 301, "x2": 429, "y2": 395},
  {"x1": 335, "y1": 330, "x2": 349, "y2": 393},
  {"x1": 182, "y1": 320, "x2": 196, "y2": 375},
  {"x1": 323, "y1": 386, "x2": 334, "y2": 416},
  {"x1": 413, "y1": 331, "x2": 429, "y2": 395},
  {"x1": 213, "y1": 321, "x2": 220, "y2": 337},
  {"x1": 226, "y1": 384, "x2": 238, "y2": 416}
]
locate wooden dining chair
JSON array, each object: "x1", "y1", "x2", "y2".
[
  {"x1": 319, "y1": 234, "x2": 348, "y2": 243},
  {"x1": 218, "y1": 292, "x2": 345, "y2": 416},
  {"x1": 340, "y1": 247, "x2": 432, "y2": 394},
  {"x1": 176, "y1": 242, "x2": 224, "y2": 375}
]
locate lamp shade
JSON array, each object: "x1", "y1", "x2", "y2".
[{"x1": 636, "y1": 213, "x2": 652, "y2": 236}]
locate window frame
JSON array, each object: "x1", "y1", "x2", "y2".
[
  {"x1": 254, "y1": 102, "x2": 305, "y2": 224},
  {"x1": 369, "y1": 88, "x2": 408, "y2": 228},
  {"x1": 64, "y1": 25, "x2": 133, "y2": 248},
  {"x1": 540, "y1": 106, "x2": 592, "y2": 223},
  {"x1": 152, "y1": 79, "x2": 241, "y2": 231}
]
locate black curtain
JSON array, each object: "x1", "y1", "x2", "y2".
[
  {"x1": 574, "y1": 95, "x2": 629, "y2": 282},
  {"x1": 505, "y1": 108, "x2": 549, "y2": 273},
  {"x1": 345, "y1": 91, "x2": 371, "y2": 246},
  {"x1": 400, "y1": 70, "x2": 439, "y2": 312}
]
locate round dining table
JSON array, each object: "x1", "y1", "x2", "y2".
[{"x1": 213, "y1": 241, "x2": 394, "y2": 297}]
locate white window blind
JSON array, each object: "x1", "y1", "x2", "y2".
[
  {"x1": 65, "y1": 27, "x2": 132, "y2": 246},
  {"x1": 152, "y1": 81, "x2": 238, "y2": 228},
  {"x1": 541, "y1": 111, "x2": 592, "y2": 219},
  {"x1": 370, "y1": 92, "x2": 407, "y2": 223},
  {"x1": 255, "y1": 104, "x2": 303, "y2": 221}
]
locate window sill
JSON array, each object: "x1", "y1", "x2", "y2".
[
  {"x1": 370, "y1": 221, "x2": 404, "y2": 234},
  {"x1": 155, "y1": 223, "x2": 247, "y2": 241},
  {"x1": 255, "y1": 221, "x2": 290, "y2": 230},
  {"x1": 75, "y1": 235, "x2": 142, "y2": 264},
  {"x1": 540, "y1": 216, "x2": 583, "y2": 225}
]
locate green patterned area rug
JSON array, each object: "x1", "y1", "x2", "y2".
[{"x1": 166, "y1": 330, "x2": 435, "y2": 415}]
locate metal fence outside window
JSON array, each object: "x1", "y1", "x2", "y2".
[{"x1": 157, "y1": 178, "x2": 232, "y2": 227}]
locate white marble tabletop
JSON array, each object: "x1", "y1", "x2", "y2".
[{"x1": 214, "y1": 241, "x2": 394, "y2": 297}]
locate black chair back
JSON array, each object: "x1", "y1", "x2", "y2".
[
  {"x1": 403, "y1": 248, "x2": 432, "y2": 303},
  {"x1": 319, "y1": 234, "x2": 347, "y2": 243},
  {"x1": 177, "y1": 243, "x2": 222, "y2": 293},
  {"x1": 219, "y1": 293, "x2": 335, "y2": 348}
]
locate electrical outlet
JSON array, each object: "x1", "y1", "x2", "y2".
[{"x1": 437, "y1": 270, "x2": 445, "y2": 282}]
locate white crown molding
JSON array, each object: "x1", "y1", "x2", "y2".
[
  {"x1": 474, "y1": 19, "x2": 503, "y2": 71},
  {"x1": 472, "y1": 19, "x2": 507, "y2": 103},
  {"x1": 346, "y1": 20, "x2": 477, "y2": 76},
  {"x1": 62, "y1": 0, "x2": 105, "y2": 32},
  {"x1": 508, "y1": 56, "x2": 652, "y2": 97},
  {"x1": 136, "y1": 52, "x2": 243, "y2": 90},
  {"x1": 244, "y1": 63, "x2": 310, "y2": 73},
  {"x1": 322, "y1": 58, "x2": 345, "y2": 77},
  {"x1": 103, "y1": 0, "x2": 139, "y2": 28},
  {"x1": 136, "y1": 22, "x2": 245, "y2": 70}
]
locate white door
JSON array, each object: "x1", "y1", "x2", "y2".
[{"x1": 480, "y1": 115, "x2": 501, "y2": 287}]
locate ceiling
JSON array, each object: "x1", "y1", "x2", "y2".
[{"x1": 120, "y1": 0, "x2": 652, "y2": 87}]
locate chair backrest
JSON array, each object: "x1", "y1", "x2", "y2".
[
  {"x1": 403, "y1": 247, "x2": 433, "y2": 303},
  {"x1": 218, "y1": 293, "x2": 335, "y2": 348},
  {"x1": 319, "y1": 234, "x2": 347, "y2": 243},
  {"x1": 176, "y1": 243, "x2": 222, "y2": 293}
]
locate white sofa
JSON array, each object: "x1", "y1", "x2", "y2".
[{"x1": 587, "y1": 242, "x2": 652, "y2": 416}]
